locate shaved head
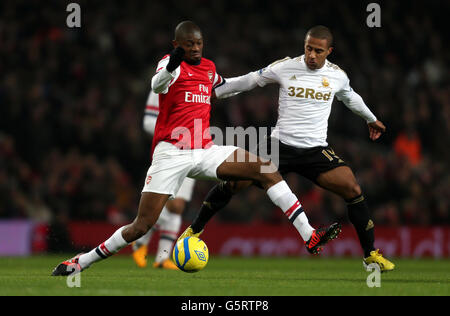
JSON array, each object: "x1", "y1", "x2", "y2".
[
  {"x1": 305, "y1": 25, "x2": 333, "y2": 48},
  {"x1": 174, "y1": 21, "x2": 202, "y2": 41},
  {"x1": 172, "y1": 21, "x2": 204, "y2": 64}
]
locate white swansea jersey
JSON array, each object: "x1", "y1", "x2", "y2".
[{"x1": 254, "y1": 55, "x2": 372, "y2": 148}]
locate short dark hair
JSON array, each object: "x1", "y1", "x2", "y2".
[
  {"x1": 174, "y1": 21, "x2": 202, "y2": 41},
  {"x1": 305, "y1": 25, "x2": 333, "y2": 47}
]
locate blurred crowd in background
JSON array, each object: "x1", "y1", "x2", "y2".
[{"x1": 0, "y1": 0, "x2": 449, "y2": 232}]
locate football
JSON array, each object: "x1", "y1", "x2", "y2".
[{"x1": 173, "y1": 237, "x2": 209, "y2": 272}]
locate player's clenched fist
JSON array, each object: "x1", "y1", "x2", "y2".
[{"x1": 166, "y1": 46, "x2": 185, "y2": 72}]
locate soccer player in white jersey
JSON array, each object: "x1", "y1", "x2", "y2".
[
  {"x1": 179, "y1": 25, "x2": 394, "y2": 271},
  {"x1": 51, "y1": 21, "x2": 340, "y2": 277},
  {"x1": 130, "y1": 90, "x2": 196, "y2": 270}
]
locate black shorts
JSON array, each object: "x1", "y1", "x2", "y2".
[{"x1": 256, "y1": 137, "x2": 348, "y2": 184}]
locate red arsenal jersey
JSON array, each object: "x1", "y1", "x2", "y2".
[{"x1": 151, "y1": 55, "x2": 224, "y2": 155}]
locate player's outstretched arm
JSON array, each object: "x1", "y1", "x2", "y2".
[
  {"x1": 335, "y1": 75, "x2": 385, "y2": 142},
  {"x1": 214, "y1": 57, "x2": 284, "y2": 99},
  {"x1": 340, "y1": 91, "x2": 385, "y2": 141},
  {"x1": 214, "y1": 72, "x2": 259, "y2": 99},
  {"x1": 337, "y1": 89, "x2": 377, "y2": 121},
  {"x1": 337, "y1": 89, "x2": 385, "y2": 141}
]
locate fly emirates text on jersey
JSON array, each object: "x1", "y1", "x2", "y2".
[{"x1": 184, "y1": 84, "x2": 211, "y2": 104}]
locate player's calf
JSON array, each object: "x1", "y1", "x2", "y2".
[
  {"x1": 216, "y1": 149, "x2": 316, "y2": 242},
  {"x1": 190, "y1": 181, "x2": 251, "y2": 234},
  {"x1": 122, "y1": 192, "x2": 170, "y2": 242},
  {"x1": 123, "y1": 220, "x2": 153, "y2": 242}
]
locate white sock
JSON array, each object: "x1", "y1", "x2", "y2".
[
  {"x1": 155, "y1": 209, "x2": 181, "y2": 263},
  {"x1": 266, "y1": 181, "x2": 314, "y2": 241},
  {"x1": 78, "y1": 226, "x2": 128, "y2": 269},
  {"x1": 156, "y1": 239, "x2": 175, "y2": 262}
]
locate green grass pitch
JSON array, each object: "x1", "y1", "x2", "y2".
[{"x1": 0, "y1": 255, "x2": 448, "y2": 296}]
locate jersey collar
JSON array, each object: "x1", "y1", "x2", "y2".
[{"x1": 184, "y1": 58, "x2": 201, "y2": 66}]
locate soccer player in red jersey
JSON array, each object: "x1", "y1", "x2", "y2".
[
  {"x1": 51, "y1": 21, "x2": 340, "y2": 276},
  {"x1": 131, "y1": 90, "x2": 196, "y2": 270}
]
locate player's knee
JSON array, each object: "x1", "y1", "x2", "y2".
[
  {"x1": 166, "y1": 199, "x2": 186, "y2": 214},
  {"x1": 346, "y1": 182, "x2": 362, "y2": 199}
]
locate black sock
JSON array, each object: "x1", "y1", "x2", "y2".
[
  {"x1": 346, "y1": 194, "x2": 375, "y2": 258},
  {"x1": 191, "y1": 182, "x2": 234, "y2": 233}
]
